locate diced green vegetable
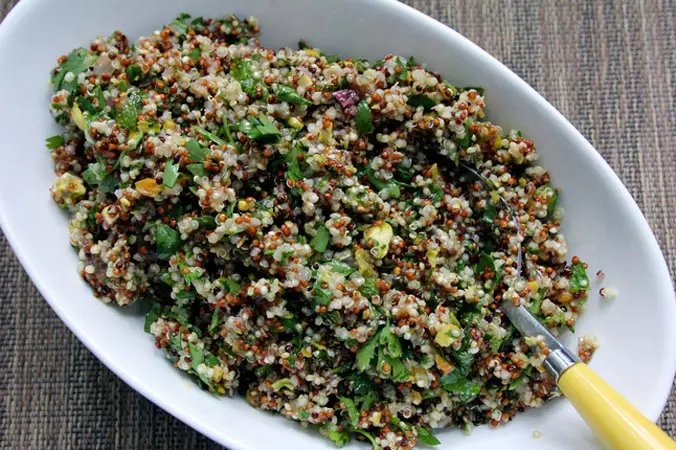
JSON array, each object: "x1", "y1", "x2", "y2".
[
  {"x1": 271, "y1": 378, "x2": 295, "y2": 391},
  {"x1": 355, "y1": 101, "x2": 373, "y2": 134}
]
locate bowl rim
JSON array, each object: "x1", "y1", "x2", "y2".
[{"x1": 0, "y1": 0, "x2": 674, "y2": 448}]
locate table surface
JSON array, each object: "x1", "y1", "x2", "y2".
[{"x1": 1, "y1": 0, "x2": 674, "y2": 448}]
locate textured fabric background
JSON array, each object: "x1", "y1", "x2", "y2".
[{"x1": 1, "y1": 0, "x2": 674, "y2": 448}]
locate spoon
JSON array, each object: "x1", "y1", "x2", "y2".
[{"x1": 459, "y1": 162, "x2": 676, "y2": 449}]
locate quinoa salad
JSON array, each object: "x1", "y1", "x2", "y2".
[{"x1": 47, "y1": 14, "x2": 598, "y2": 449}]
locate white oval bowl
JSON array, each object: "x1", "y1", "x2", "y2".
[{"x1": 0, "y1": 0, "x2": 673, "y2": 449}]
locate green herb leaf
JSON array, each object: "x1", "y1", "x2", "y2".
[
  {"x1": 285, "y1": 146, "x2": 305, "y2": 182},
  {"x1": 339, "y1": 397, "x2": 359, "y2": 427},
  {"x1": 155, "y1": 223, "x2": 180, "y2": 260},
  {"x1": 224, "y1": 278, "x2": 241, "y2": 294},
  {"x1": 416, "y1": 427, "x2": 441, "y2": 446},
  {"x1": 52, "y1": 48, "x2": 97, "y2": 92},
  {"x1": 359, "y1": 277, "x2": 379, "y2": 298},
  {"x1": 356, "y1": 101, "x2": 373, "y2": 134},
  {"x1": 186, "y1": 163, "x2": 208, "y2": 177},
  {"x1": 208, "y1": 308, "x2": 221, "y2": 334},
  {"x1": 324, "y1": 260, "x2": 354, "y2": 276},
  {"x1": 82, "y1": 162, "x2": 108, "y2": 186},
  {"x1": 483, "y1": 202, "x2": 497, "y2": 225},
  {"x1": 366, "y1": 165, "x2": 400, "y2": 197},
  {"x1": 312, "y1": 284, "x2": 332, "y2": 307},
  {"x1": 451, "y1": 349, "x2": 474, "y2": 376},
  {"x1": 194, "y1": 125, "x2": 226, "y2": 146},
  {"x1": 195, "y1": 216, "x2": 217, "y2": 230},
  {"x1": 475, "y1": 252, "x2": 496, "y2": 275},
  {"x1": 327, "y1": 428, "x2": 351, "y2": 448},
  {"x1": 125, "y1": 64, "x2": 143, "y2": 84},
  {"x1": 221, "y1": 116, "x2": 235, "y2": 144},
  {"x1": 243, "y1": 115, "x2": 281, "y2": 142},
  {"x1": 379, "y1": 325, "x2": 402, "y2": 358},
  {"x1": 45, "y1": 135, "x2": 65, "y2": 149},
  {"x1": 488, "y1": 333, "x2": 503, "y2": 353},
  {"x1": 388, "y1": 356, "x2": 409, "y2": 382},
  {"x1": 394, "y1": 57, "x2": 408, "y2": 82},
  {"x1": 230, "y1": 59, "x2": 267, "y2": 98},
  {"x1": 117, "y1": 92, "x2": 142, "y2": 130},
  {"x1": 78, "y1": 96, "x2": 98, "y2": 115},
  {"x1": 276, "y1": 85, "x2": 311, "y2": 105},
  {"x1": 535, "y1": 184, "x2": 558, "y2": 218},
  {"x1": 529, "y1": 289, "x2": 546, "y2": 315},
  {"x1": 92, "y1": 173, "x2": 116, "y2": 193},
  {"x1": 186, "y1": 139, "x2": 209, "y2": 162},
  {"x1": 188, "y1": 342, "x2": 204, "y2": 370},
  {"x1": 188, "y1": 47, "x2": 201, "y2": 62},
  {"x1": 162, "y1": 159, "x2": 179, "y2": 188},
  {"x1": 93, "y1": 85, "x2": 107, "y2": 111},
  {"x1": 311, "y1": 224, "x2": 330, "y2": 253},
  {"x1": 569, "y1": 261, "x2": 590, "y2": 292},
  {"x1": 354, "y1": 430, "x2": 380, "y2": 450},
  {"x1": 144, "y1": 303, "x2": 161, "y2": 333},
  {"x1": 357, "y1": 331, "x2": 379, "y2": 371},
  {"x1": 205, "y1": 353, "x2": 220, "y2": 367},
  {"x1": 407, "y1": 94, "x2": 436, "y2": 110},
  {"x1": 439, "y1": 371, "x2": 481, "y2": 403},
  {"x1": 225, "y1": 201, "x2": 236, "y2": 217},
  {"x1": 455, "y1": 122, "x2": 473, "y2": 149}
]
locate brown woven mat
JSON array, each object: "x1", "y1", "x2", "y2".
[{"x1": 1, "y1": 0, "x2": 674, "y2": 448}]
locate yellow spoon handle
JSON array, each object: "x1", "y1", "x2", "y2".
[{"x1": 558, "y1": 363, "x2": 676, "y2": 449}]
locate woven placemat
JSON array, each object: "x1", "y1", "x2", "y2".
[{"x1": 1, "y1": 0, "x2": 674, "y2": 448}]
